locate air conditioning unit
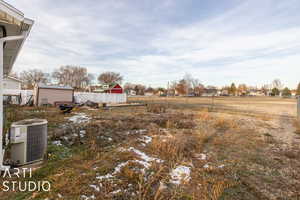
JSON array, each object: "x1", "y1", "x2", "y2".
[{"x1": 10, "y1": 119, "x2": 48, "y2": 166}]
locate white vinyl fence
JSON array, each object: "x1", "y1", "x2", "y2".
[
  {"x1": 4, "y1": 90, "x2": 127, "y2": 105},
  {"x1": 74, "y1": 92, "x2": 127, "y2": 104},
  {"x1": 4, "y1": 89, "x2": 33, "y2": 105}
]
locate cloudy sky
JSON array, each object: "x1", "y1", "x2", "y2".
[{"x1": 9, "y1": 0, "x2": 300, "y2": 88}]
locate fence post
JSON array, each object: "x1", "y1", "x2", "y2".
[{"x1": 298, "y1": 97, "x2": 300, "y2": 122}]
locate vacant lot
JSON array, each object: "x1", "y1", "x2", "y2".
[
  {"x1": 1, "y1": 96, "x2": 300, "y2": 200},
  {"x1": 130, "y1": 96, "x2": 297, "y2": 117}
]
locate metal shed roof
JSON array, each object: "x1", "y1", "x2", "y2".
[
  {"x1": 37, "y1": 83, "x2": 74, "y2": 90},
  {"x1": 0, "y1": 0, "x2": 33, "y2": 75}
]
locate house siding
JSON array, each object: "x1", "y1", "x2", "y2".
[{"x1": 3, "y1": 78, "x2": 21, "y2": 90}]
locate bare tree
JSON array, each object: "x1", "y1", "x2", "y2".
[
  {"x1": 134, "y1": 84, "x2": 146, "y2": 95},
  {"x1": 98, "y1": 71, "x2": 123, "y2": 84},
  {"x1": 238, "y1": 84, "x2": 248, "y2": 95},
  {"x1": 124, "y1": 82, "x2": 136, "y2": 94},
  {"x1": 272, "y1": 79, "x2": 283, "y2": 90},
  {"x1": 20, "y1": 69, "x2": 50, "y2": 89},
  {"x1": 52, "y1": 65, "x2": 93, "y2": 89},
  {"x1": 176, "y1": 79, "x2": 188, "y2": 96},
  {"x1": 182, "y1": 73, "x2": 203, "y2": 96},
  {"x1": 194, "y1": 83, "x2": 205, "y2": 96}
]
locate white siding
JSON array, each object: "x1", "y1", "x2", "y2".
[{"x1": 3, "y1": 78, "x2": 21, "y2": 90}]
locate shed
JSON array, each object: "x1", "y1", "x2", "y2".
[
  {"x1": 105, "y1": 83, "x2": 123, "y2": 94},
  {"x1": 34, "y1": 84, "x2": 74, "y2": 106},
  {"x1": 3, "y1": 76, "x2": 21, "y2": 90}
]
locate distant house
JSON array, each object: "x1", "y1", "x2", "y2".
[
  {"x1": 220, "y1": 89, "x2": 229, "y2": 96},
  {"x1": 291, "y1": 90, "x2": 297, "y2": 97},
  {"x1": 92, "y1": 83, "x2": 123, "y2": 94},
  {"x1": 126, "y1": 89, "x2": 136, "y2": 96},
  {"x1": 3, "y1": 76, "x2": 22, "y2": 90},
  {"x1": 202, "y1": 87, "x2": 218, "y2": 96},
  {"x1": 34, "y1": 83, "x2": 74, "y2": 106},
  {"x1": 145, "y1": 87, "x2": 155, "y2": 96},
  {"x1": 249, "y1": 89, "x2": 265, "y2": 96},
  {"x1": 145, "y1": 92, "x2": 154, "y2": 96}
]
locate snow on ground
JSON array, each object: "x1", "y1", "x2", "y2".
[
  {"x1": 128, "y1": 147, "x2": 163, "y2": 163},
  {"x1": 140, "y1": 136, "x2": 152, "y2": 146},
  {"x1": 195, "y1": 153, "x2": 207, "y2": 160},
  {"x1": 89, "y1": 184, "x2": 100, "y2": 192},
  {"x1": 218, "y1": 164, "x2": 225, "y2": 168},
  {"x1": 80, "y1": 130, "x2": 86, "y2": 138},
  {"x1": 170, "y1": 166, "x2": 191, "y2": 185},
  {"x1": 80, "y1": 194, "x2": 95, "y2": 200},
  {"x1": 126, "y1": 129, "x2": 147, "y2": 135},
  {"x1": 68, "y1": 113, "x2": 90, "y2": 124},
  {"x1": 203, "y1": 164, "x2": 210, "y2": 168},
  {"x1": 111, "y1": 189, "x2": 122, "y2": 194},
  {"x1": 52, "y1": 140, "x2": 62, "y2": 146},
  {"x1": 96, "y1": 147, "x2": 163, "y2": 182}
]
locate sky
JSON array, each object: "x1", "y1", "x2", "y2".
[{"x1": 8, "y1": 0, "x2": 300, "y2": 88}]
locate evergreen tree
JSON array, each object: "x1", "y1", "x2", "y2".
[
  {"x1": 282, "y1": 87, "x2": 291, "y2": 97},
  {"x1": 271, "y1": 88, "x2": 280, "y2": 96},
  {"x1": 229, "y1": 83, "x2": 237, "y2": 96}
]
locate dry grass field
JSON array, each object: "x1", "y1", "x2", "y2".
[
  {"x1": 129, "y1": 96, "x2": 297, "y2": 117},
  {"x1": 1, "y1": 96, "x2": 300, "y2": 200}
]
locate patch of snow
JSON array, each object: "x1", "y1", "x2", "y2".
[
  {"x1": 196, "y1": 153, "x2": 207, "y2": 160},
  {"x1": 89, "y1": 184, "x2": 100, "y2": 192},
  {"x1": 127, "y1": 129, "x2": 147, "y2": 135},
  {"x1": 96, "y1": 173, "x2": 113, "y2": 180},
  {"x1": 68, "y1": 113, "x2": 90, "y2": 124},
  {"x1": 203, "y1": 164, "x2": 210, "y2": 168},
  {"x1": 128, "y1": 147, "x2": 163, "y2": 163},
  {"x1": 135, "y1": 160, "x2": 151, "y2": 169},
  {"x1": 107, "y1": 137, "x2": 113, "y2": 141},
  {"x1": 136, "y1": 129, "x2": 147, "y2": 134},
  {"x1": 80, "y1": 130, "x2": 86, "y2": 138},
  {"x1": 170, "y1": 166, "x2": 191, "y2": 185},
  {"x1": 97, "y1": 147, "x2": 164, "y2": 182},
  {"x1": 218, "y1": 164, "x2": 225, "y2": 168},
  {"x1": 52, "y1": 140, "x2": 62, "y2": 146},
  {"x1": 140, "y1": 136, "x2": 152, "y2": 145},
  {"x1": 81, "y1": 195, "x2": 95, "y2": 200},
  {"x1": 111, "y1": 189, "x2": 122, "y2": 194},
  {"x1": 57, "y1": 193, "x2": 63, "y2": 198},
  {"x1": 114, "y1": 161, "x2": 131, "y2": 174}
]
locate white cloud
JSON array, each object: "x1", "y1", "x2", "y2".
[{"x1": 7, "y1": 0, "x2": 300, "y2": 88}]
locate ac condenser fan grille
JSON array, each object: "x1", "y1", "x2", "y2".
[{"x1": 26, "y1": 124, "x2": 47, "y2": 162}]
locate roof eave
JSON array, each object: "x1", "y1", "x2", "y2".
[{"x1": 7, "y1": 18, "x2": 34, "y2": 74}]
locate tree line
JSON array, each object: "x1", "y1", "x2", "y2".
[
  {"x1": 10, "y1": 67, "x2": 300, "y2": 97},
  {"x1": 12, "y1": 66, "x2": 123, "y2": 90}
]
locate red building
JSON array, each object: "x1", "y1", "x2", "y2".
[{"x1": 104, "y1": 83, "x2": 123, "y2": 94}]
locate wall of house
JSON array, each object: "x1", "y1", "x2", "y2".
[
  {"x1": 36, "y1": 88, "x2": 73, "y2": 106},
  {"x1": 3, "y1": 78, "x2": 21, "y2": 90}
]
